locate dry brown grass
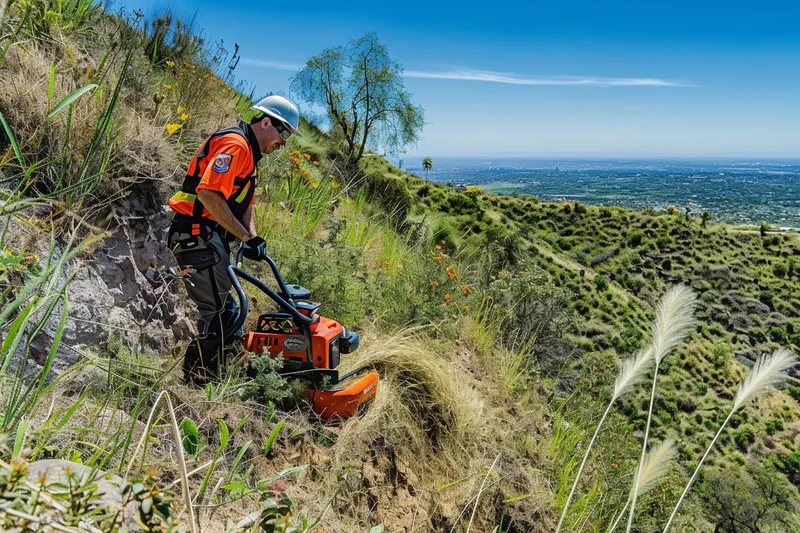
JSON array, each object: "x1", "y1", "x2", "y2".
[{"x1": 277, "y1": 329, "x2": 557, "y2": 532}]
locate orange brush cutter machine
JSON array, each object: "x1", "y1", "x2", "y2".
[{"x1": 226, "y1": 249, "x2": 378, "y2": 420}]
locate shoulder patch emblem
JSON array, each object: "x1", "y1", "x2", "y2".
[{"x1": 212, "y1": 153, "x2": 233, "y2": 173}]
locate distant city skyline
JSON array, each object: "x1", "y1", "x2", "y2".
[{"x1": 123, "y1": 0, "x2": 800, "y2": 157}]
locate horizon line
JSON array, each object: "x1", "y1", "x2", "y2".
[{"x1": 396, "y1": 155, "x2": 800, "y2": 160}]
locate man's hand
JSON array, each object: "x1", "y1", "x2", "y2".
[{"x1": 243, "y1": 236, "x2": 268, "y2": 261}]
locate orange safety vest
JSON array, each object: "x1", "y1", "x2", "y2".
[{"x1": 168, "y1": 121, "x2": 261, "y2": 223}]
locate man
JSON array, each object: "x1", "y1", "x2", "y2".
[{"x1": 167, "y1": 95, "x2": 301, "y2": 384}]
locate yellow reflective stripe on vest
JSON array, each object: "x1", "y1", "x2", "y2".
[
  {"x1": 171, "y1": 191, "x2": 197, "y2": 203},
  {"x1": 234, "y1": 181, "x2": 251, "y2": 203}
]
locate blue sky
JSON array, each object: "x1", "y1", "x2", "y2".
[{"x1": 123, "y1": 0, "x2": 800, "y2": 157}]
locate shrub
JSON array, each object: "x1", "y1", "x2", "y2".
[
  {"x1": 562, "y1": 202, "x2": 571, "y2": 213},
  {"x1": 788, "y1": 386, "x2": 800, "y2": 401},
  {"x1": 733, "y1": 425, "x2": 756, "y2": 451},
  {"x1": 760, "y1": 290, "x2": 776, "y2": 311},
  {"x1": 594, "y1": 275, "x2": 609, "y2": 291},
  {"x1": 774, "y1": 262, "x2": 788, "y2": 278},
  {"x1": 447, "y1": 193, "x2": 480, "y2": 214},
  {"x1": 711, "y1": 344, "x2": 733, "y2": 369},
  {"x1": 241, "y1": 353, "x2": 292, "y2": 405},
  {"x1": 431, "y1": 219, "x2": 455, "y2": 249},
  {"x1": 618, "y1": 273, "x2": 645, "y2": 294},
  {"x1": 765, "y1": 417, "x2": 785, "y2": 436},
  {"x1": 363, "y1": 170, "x2": 413, "y2": 225},
  {"x1": 464, "y1": 186, "x2": 483, "y2": 199},
  {"x1": 573, "y1": 201, "x2": 587, "y2": 214},
  {"x1": 628, "y1": 229, "x2": 645, "y2": 247}
]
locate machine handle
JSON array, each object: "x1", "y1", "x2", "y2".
[
  {"x1": 224, "y1": 264, "x2": 314, "y2": 342},
  {"x1": 236, "y1": 246, "x2": 294, "y2": 302}
]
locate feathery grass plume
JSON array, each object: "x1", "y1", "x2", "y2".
[
  {"x1": 650, "y1": 285, "x2": 697, "y2": 365},
  {"x1": 662, "y1": 349, "x2": 796, "y2": 533},
  {"x1": 613, "y1": 347, "x2": 654, "y2": 401},
  {"x1": 607, "y1": 440, "x2": 676, "y2": 532},
  {"x1": 555, "y1": 347, "x2": 655, "y2": 532},
  {"x1": 626, "y1": 285, "x2": 695, "y2": 533}
]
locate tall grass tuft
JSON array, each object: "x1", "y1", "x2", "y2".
[
  {"x1": 626, "y1": 285, "x2": 695, "y2": 533},
  {"x1": 555, "y1": 347, "x2": 654, "y2": 532},
  {"x1": 661, "y1": 349, "x2": 796, "y2": 532},
  {"x1": 607, "y1": 440, "x2": 676, "y2": 532}
]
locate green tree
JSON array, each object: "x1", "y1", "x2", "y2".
[
  {"x1": 422, "y1": 157, "x2": 432, "y2": 181},
  {"x1": 697, "y1": 465, "x2": 800, "y2": 532},
  {"x1": 291, "y1": 33, "x2": 425, "y2": 166},
  {"x1": 701, "y1": 210, "x2": 713, "y2": 227}
]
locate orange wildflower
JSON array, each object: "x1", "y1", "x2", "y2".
[
  {"x1": 447, "y1": 266, "x2": 457, "y2": 279},
  {"x1": 430, "y1": 281, "x2": 439, "y2": 287}
]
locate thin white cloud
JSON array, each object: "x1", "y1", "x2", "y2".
[
  {"x1": 404, "y1": 68, "x2": 686, "y2": 87},
  {"x1": 241, "y1": 58, "x2": 303, "y2": 71},
  {"x1": 241, "y1": 58, "x2": 687, "y2": 87}
]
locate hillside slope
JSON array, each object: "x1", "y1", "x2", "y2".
[{"x1": 1, "y1": 3, "x2": 799, "y2": 533}]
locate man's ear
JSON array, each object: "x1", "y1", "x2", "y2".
[{"x1": 260, "y1": 117, "x2": 271, "y2": 130}]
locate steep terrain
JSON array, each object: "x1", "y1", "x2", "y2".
[{"x1": 1, "y1": 3, "x2": 799, "y2": 533}]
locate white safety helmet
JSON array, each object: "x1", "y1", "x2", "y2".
[{"x1": 250, "y1": 95, "x2": 302, "y2": 137}]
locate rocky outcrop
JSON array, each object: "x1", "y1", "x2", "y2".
[{"x1": 21, "y1": 198, "x2": 196, "y2": 378}]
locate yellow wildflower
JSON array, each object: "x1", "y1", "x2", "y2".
[
  {"x1": 180, "y1": 113, "x2": 189, "y2": 121},
  {"x1": 430, "y1": 281, "x2": 439, "y2": 287},
  {"x1": 177, "y1": 105, "x2": 184, "y2": 114},
  {"x1": 331, "y1": 181, "x2": 340, "y2": 189},
  {"x1": 166, "y1": 123, "x2": 182, "y2": 135},
  {"x1": 463, "y1": 305, "x2": 469, "y2": 311},
  {"x1": 166, "y1": 60, "x2": 176, "y2": 67}
]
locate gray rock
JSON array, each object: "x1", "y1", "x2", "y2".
[{"x1": 26, "y1": 459, "x2": 138, "y2": 525}]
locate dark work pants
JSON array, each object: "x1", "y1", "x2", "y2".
[{"x1": 169, "y1": 225, "x2": 240, "y2": 383}]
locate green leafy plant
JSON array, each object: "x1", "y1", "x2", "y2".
[{"x1": 179, "y1": 417, "x2": 199, "y2": 456}]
